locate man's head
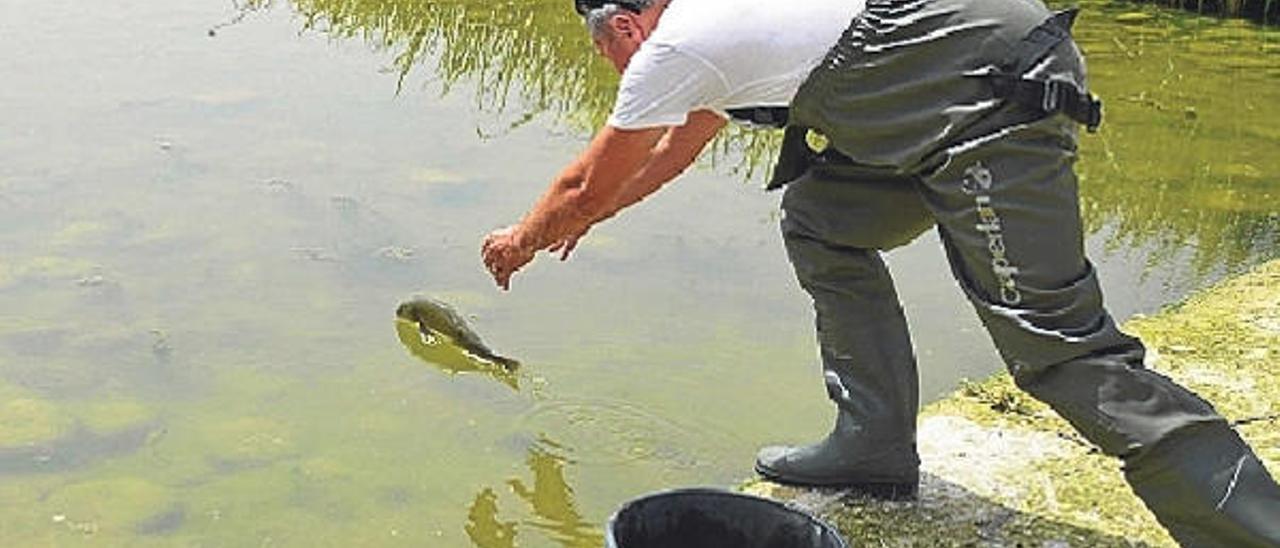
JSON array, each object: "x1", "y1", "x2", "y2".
[{"x1": 577, "y1": 0, "x2": 666, "y2": 73}]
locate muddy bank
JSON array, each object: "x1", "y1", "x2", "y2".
[{"x1": 746, "y1": 259, "x2": 1280, "y2": 546}]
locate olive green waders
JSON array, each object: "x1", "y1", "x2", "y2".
[{"x1": 755, "y1": 0, "x2": 1280, "y2": 544}]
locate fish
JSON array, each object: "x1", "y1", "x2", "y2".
[{"x1": 395, "y1": 297, "x2": 520, "y2": 371}]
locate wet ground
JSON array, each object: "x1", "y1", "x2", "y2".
[{"x1": 0, "y1": 0, "x2": 1276, "y2": 545}]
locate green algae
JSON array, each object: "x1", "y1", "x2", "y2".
[
  {"x1": 0, "y1": 255, "x2": 99, "y2": 290},
  {"x1": 71, "y1": 399, "x2": 156, "y2": 435},
  {"x1": 66, "y1": 359, "x2": 526, "y2": 545},
  {"x1": 1126, "y1": 260, "x2": 1280, "y2": 465},
  {"x1": 1116, "y1": 11, "x2": 1158, "y2": 23},
  {"x1": 199, "y1": 416, "x2": 297, "y2": 468},
  {"x1": 0, "y1": 381, "x2": 72, "y2": 448},
  {"x1": 45, "y1": 477, "x2": 175, "y2": 537}
]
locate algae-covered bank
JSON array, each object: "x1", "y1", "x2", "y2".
[{"x1": 747, "y1": 259, "x2": 1280, "y2": 546}]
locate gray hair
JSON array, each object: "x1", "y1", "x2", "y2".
[{"x1": 584, "y1": 1, "x2": 659, "y2": 40}]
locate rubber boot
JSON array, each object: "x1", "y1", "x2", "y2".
[
  {"x1": 1124, "y1": 422, "x2": 1280, "y2": 547},
  {"x1": 755, "y1": 410, "x2": 920, "y2": 500},
  {"x1": 757, "y1": 214, "x2": 924, "y2": 499}
]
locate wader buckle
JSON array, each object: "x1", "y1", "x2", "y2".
[
  {"x1": 987, "y1": 73, "x2": 1103, "y2": 132},
  {"x1": 979, "y1": 8, "x2": 1103, "y2": 132},
  {"x1": 1042, "y1": 78, "x2": 1061, "y2": 112}
]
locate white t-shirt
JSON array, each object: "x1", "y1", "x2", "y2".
[{"x1": 607, "y1": 0, "x2": 865, "y2": 130}]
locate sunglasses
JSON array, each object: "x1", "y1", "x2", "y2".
[{"x1": 573, "y1": 0, "x2": 644, "y2": 17}]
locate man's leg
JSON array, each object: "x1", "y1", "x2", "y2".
[
  {"x1": 915, "y1": 70, "x2": 1280, "y2": 545},
  {"x1": 755, "y1": 164, "x2": 934, "y2": 499}
]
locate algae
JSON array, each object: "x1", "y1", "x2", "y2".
[
  {"x1": 0, "y1": 381, "x2": 72, "y2": 447},
  {"x1": 45, "y1": 477, "x2": 175, "y2": 537},
  {"x1": 201, "y1": 416, "x2": 297, "y2": 469},
  {"x1": 0, "y1": 256, "x2": 99, "y2": 290},
  {"x1": 72, "y1": 399, "x2": 156, "y2": 434}
]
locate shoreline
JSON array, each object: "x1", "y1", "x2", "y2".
[{"x1": 745, "y1": 259, "x2": 1280, "y2": 546}]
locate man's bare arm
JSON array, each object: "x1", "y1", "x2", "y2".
[
  {"x1": 482, "y1": 111, "x2": 725, "y2": 288},
  {"x1": 511, "y1": 125, "x2": 666, "y2": 253},
  {"x1": 545, "y1": 110, "x2": 726, "y2": 260},
  {"x1": 596, "y1": 110, "x2": 727, "y2": 222}
]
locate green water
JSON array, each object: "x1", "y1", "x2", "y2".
[{"x1": 0, "y1": 0, "x2": 1275, "y2": 546}]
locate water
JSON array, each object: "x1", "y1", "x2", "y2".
[{"x1": 0, "y1": 1, "x2": 1276, "y2": 546}]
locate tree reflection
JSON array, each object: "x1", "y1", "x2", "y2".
[
  {"x1": 230, "y1": 0, "x2": 1278, "y2": 276},
  {"x1": 465, "y1": 436, "x2": 602, "y2": 548},
  {"x1": 465, "y1": 487, "x2": 518, "y2": 548}
]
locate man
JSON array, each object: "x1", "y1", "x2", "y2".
[{"x1": 480, "y1": 0, "x2": 1280, "y2": 544}]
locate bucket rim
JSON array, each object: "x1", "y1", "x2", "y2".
[{"x1": 603, "y1": 486, "x2": 848, "y2": 548}]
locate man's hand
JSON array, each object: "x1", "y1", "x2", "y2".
[
  {"x1": 547, "y1": 227, "x2": 588, "y2": 261},
  {"x1": 478, "y1": 112, "x2": 723, "y2": 291},
  {"x1": 481, "y1": 225, "x2": 535, "y2": 290}
]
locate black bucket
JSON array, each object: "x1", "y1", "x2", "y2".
[{"x1": 605, "y1": 488, "x2": 848, "y2": 548}]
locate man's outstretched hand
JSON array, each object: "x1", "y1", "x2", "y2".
[
  {"x1": 481, "y1": 225, "x2": 535, "y2": 291},
  {"x1": 481, "y1": 225, "x2": 589, "y2": 290}
]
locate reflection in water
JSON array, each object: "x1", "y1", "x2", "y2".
[
  {"x1": 229, "y1": 0, "x2": 782, "y2": 172},
  {"x1": 248, "y1": 0, "x2": 1279, "y2": 277},
  {"x1": 1069, "y1": 6, "x2": 1280, "y2": 276},
  {"x1": 225, "y1": 0, "x2": 614, "y2": 127},
  {"x1": 393, "y1": 318, "x2": 519, "y2": 390},
  {"x1": 466, "y1": 488, "x2": 517, "y2": 548},
  {"x1": 466, "y1": 436, "x2": 603, "y2": 548}
]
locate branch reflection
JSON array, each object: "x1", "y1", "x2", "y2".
[{"x1": 466, "y1": 436, "x2": 602, "y2": 548}]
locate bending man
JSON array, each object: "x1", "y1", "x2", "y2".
[{"x1": 480, "y1": 0, "x2": 1280, "y2": 545}]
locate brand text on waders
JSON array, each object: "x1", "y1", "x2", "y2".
[{"x1": 962, "y1": 162, "x2": 1022, "y2": 306}]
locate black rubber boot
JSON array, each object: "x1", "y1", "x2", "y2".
[
  {"x1": 755, "y1": 411, "x2": 919, "y2": 499},
  {"x1": 1125, "y1": 422, "x2": 1280, "y2": 547},
  {"x1": 758, "y1": 174, "x2": 930, "y2": 499}
]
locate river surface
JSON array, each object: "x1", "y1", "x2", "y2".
[{"x1": 0, "y1": 0, "x2": 1276, "y2": 545}]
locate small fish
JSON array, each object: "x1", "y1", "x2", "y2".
[{"x1": 395, "y1": 297, "x2": 520, "y2": 371}]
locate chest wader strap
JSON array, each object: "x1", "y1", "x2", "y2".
[
  {"x1": 766, "y1": 125, "x2": 870, "y2": 191},
  {"x1": 723, "y1": 106, "x2": 807, "y2": 191},
  {"x1": 725, "y1": 106, "x2": 790, "y2": 129},
  {"x1": 767, "y1": 125, "x2": 813, "y2": 190},
  {"x1": 978, "y1": 8, "x2": 1103, "y2": 133}
]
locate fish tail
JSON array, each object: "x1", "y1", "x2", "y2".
[{"x1": 484, "y1": 354, "x2": 520, "y2": 371}]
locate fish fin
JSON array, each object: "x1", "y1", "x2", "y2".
[{"x1": 479, "y1": 353, "x2": 520, "y2": 372}]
